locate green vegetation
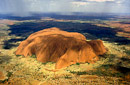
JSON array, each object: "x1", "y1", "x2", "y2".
[
  {"x1": 0, "y1": 17, "x2": 130, "y2": 84},
  {"x1": 69, "y1": 63, "x2": 124, "y2": 78},
  {"x1": 102, "y1": 53, "x2": 116, "y2": 63},
  {"x1": 89, "y1": 64, "x2": 124, "y2": 77},
  {"x1": 124, "y1": 50, "x2": 130, "y2": 55},
  {"x1": 76, "y1": 63, "x2": 80, "y2": 65},
  {"x1": 103, "y1": 53, "x2": 116, "y2": 58},
  {"x1": 70, "y1": 71, "x2": 87, "y2": 75},
  {"x1": 64, "y1": 75, "x2": 72, "y2": 79},
  {"x1": 0, "y1": 55, "x2": 11, "y2": 64},
  {"x1": 121, "y1": 46, "x2": 130, "y2": 55},
  {"x1": 7, "y1": 72, "x2": 13, "y2": 77},
  {"x1": 42, "y1": 61, "x2": 55, "y2": 65},
  {"x1": 16, "y1": 55, "x2": 21, "y2": 57},
  {"x1": 30, "y1": 54, "x2": 36, "y2": 58},
  {"x1": 0, "y1": 33, "x2": 6, "y2": 36}
]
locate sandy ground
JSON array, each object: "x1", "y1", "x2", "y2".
[
  {"x1": 0, "y1": 19, "x2": 130, "y2": 85},
  {"x1": 0, "y1": 41, "x2": 130, "y2": 85}
]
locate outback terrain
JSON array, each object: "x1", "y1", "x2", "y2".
[{"x1": 0, "y1": 14, "x2": 130, "y2": 85}]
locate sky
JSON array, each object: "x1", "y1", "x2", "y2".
[{"x1": 0, "y1": 0, "x2": 130, "y2": 16}]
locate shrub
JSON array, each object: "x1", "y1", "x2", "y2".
[
  {"x1": 30, "y1": 55, "x2": 36, "y2": 58},
  {"x1": 70, "y1": 71, "x2": 87, "y2": 75},
  {"x1": 64, "y1": 75, "x2": 72, "y2": 79},
  {"x1": 124, "y1": 50, "x2": 130, "y2": 55}
]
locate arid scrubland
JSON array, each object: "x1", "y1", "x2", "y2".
[{"x1": 0, "y1": 19, "x2": 130, "y2": 85}]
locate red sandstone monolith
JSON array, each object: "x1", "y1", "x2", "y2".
[{"x1": 15, "y1": 27, "x2": 107, "y2": 69}]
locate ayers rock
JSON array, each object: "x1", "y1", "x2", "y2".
[{"x1": 15, "y1": 27, "x2": 107, "y2": 69}]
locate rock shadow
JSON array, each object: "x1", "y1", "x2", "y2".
[
  {"x1": 3, "y1": 38, "x2": 24, "y2": 49},
  {"x1": 4, "y1": 21, "x2": 130, "y2": 49}
]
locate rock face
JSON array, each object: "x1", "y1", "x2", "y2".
[{"x1": 15, "y1": 27, "x2": 107, "y2": 69}]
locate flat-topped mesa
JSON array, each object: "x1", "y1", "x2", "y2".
[{"x1": 15, "y1": 27, "x2": 107, "y2": 69}]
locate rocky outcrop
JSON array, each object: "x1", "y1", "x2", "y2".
[{"x1": 15, "y1": 27, "x2": 107, "y2": 69}]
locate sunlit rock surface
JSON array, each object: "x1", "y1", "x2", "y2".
[{"x1": 16, "y1": 27, "x2": 107, "y2": 69}]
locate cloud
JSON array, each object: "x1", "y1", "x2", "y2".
[
  {"x1": 0, "y1": 0, "x2": 129, "y2": 16},
  {"x1": 87, "y1": 0, "x2": 115, "y2": 2},
  {"x1": 74, "y1": 0, "x2": 115, "y2": 2},
  {"x1": 72, "y1": 1, "x2": 89, "y2": 6},
  {"x1": 0, "y1": 0, "x2": 30, "y2": 16}
]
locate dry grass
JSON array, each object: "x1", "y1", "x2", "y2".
[
  {"x1": 0, "y1": 19, "x2": 130, "y2": 85},
  {"x1": 0, "y1": 45, "x2": 130, "y2": 85}
]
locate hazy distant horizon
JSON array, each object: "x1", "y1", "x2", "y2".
[
  {"x1": 0, "y1": 0, "x2": 130, "y2": 17},
  {"x1": 0, "y1": 12, "x2": 130, "y2": 17}
]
